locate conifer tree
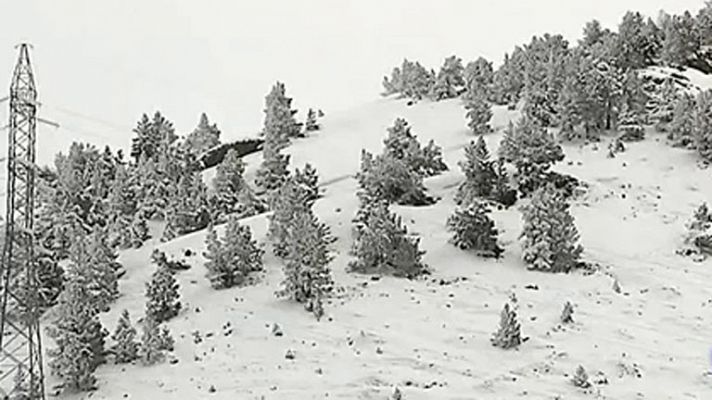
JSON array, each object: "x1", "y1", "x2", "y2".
[
  {"x1": 350, "y1": 197, "x2": 428, "y2": 278},
  {"x1": 356, "y1": 149, "x2": 432, "y2": 206},
  {"x1": 492, "y1": 158, "x2": 517, "y2": 207},
  {"x1": 268, "y1": 177, "x2": 313, "y2": 258},
  {"x1": 669, "y1": 93, "x2": 695, "y2": 147},
  {"x1": 255, "y1": 144, "x2": 291, "y2": 194},
  {"x1": 276, "y1": 209, "x2": 335, "y2": 319},
  {"x1": 694, "y1": 89, "x2": 712, "y2": 162},
  {"x1": 130, "y1": 112, "x2": 177, "y2": 164},
  {"x1": 617, "y1": 104, "x2": 645, "y2": 142},
  {"x1": 464, "y1": 57, "x2": 494, "y2": 101},
  {"x1": 614, "y1": 11, "x2": 657, "y2": 69},
  {"x1": 65, "y1": 229, "x2": 120, "y2": 312},
  {"x1": 651, "y1": 79, "x2": 679, "y2": 132},
  {"x1": 464, "y1": 90, "x2": 493, "y2": 135},
  {"x1": 261, "y1": 81, "x2": 302, "y2": 141},
  {"x1": 139, "y1": 317, "x2": 165, "y2": 366},
  {"x1": 184, "y1": 113, "x2": 221, "y2": 154},
  {"x1": 492, "y1": 48, "x2": 526, "y2": 107},
  {"x1": 145, "y1": 263, "x2": 181, "y2": 323},
  {"x1": 490, "y1": 302, "x2": 522, "y2": 349},
  {"x1": 382, "y1": 118, "x2": 447, "y2": 178},
  {"x1": 520, "y1": 183, "x2": 583, "y2": 273},
  {"x1": 455, "y1": 136, "x2": 497, "y2": 205},
  {"x1": 204, "y1": 216, "x2": 264, "y2": 289},
  {"x1": 447, "y1": 201, "x2": 503, "y2": 258},
  {"x1": 111, "y1": 309, "x2": 139, "y2": 364},
  {"x1": 430, "y1": 55, "x2": 466, "y2": 100},
  {"x1": 47, "y1": 277, "x2": 107, "y2": 392},
  {"x1": 212, "y1": 149, "x2": 248, "y2": 217},
  {"x1": 293, "y1": 163, "x2": 320, "y2": 203}
]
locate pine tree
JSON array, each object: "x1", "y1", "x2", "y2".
[
  {"x1": 464, "y1": 90, "x2": 493, "y2": 135},
  {"x1": 651, "y1": 78, "x2": 679, "y2": 131},
  {"x1": 614, "y1": 11, "x2": 657, "y2": 70},
  {"x1": 694, "y1": 89, "x2": 712, "y2": 162},
  {"x1": 293, "y1": 163, "x2": 320, "y2": 203},
  {"x1": 492, "y1": 49, "x2": 525, "y2": 107},
  {"x1": 349, "y1": 197, "x2": 428, "y2": 278},
  {"x1": 464, "y1": 57, "x2": 494, "y2": 101},
  {"x1": 617, "y1": 105, "x2": 645, "y2": 142},
  {"x1": 204, "y1": 216, "x2": 264, "y2": 289},
  {"x1": 520, "y1": 183, "x2": 583, "y2": 273},
  {"x1": 455, "y1": 136, "x2": 497, "y2": 205},
  {"x1": 255, "y1": 144, "x2": 291, "y2": 194},
  {"x1": 669, "y1": 93, "x2": 696, "y2": 147},
  {"x1": 145, "y1": 263, "x2": 181, "y2": 323},
  {"x1": 268, "y1": 177, "x2": 313, "y2": 258},
  {"x1": 571, "y1": 365, "x2": 592, "y2": 388},
  {"x1": 430, "y1": 55, "x2": 465, "y2": 100},
  {"x1": 130, "y1": 112, "x2": 177, "y2": 164},
  {"x1": 304, "y1": 108, "x2": 320, "y2": 132},
  {"x1": 212, "y1": 149, "x2": 248, "y2": 217},
  {"x1": 490, "y1": 302, "x2": 522, "y2": 349},
  {"x1": 492, "y1": 158, "x2": 517, "y2": 207},
  {"x1": 276, "y1": 209, "x2": 335, "y2": 319},
  {"x1": 184, "y1": 113, "x2": 221, "y2": 154},
  {"x1": 581, "y1": 19, "x2": 607, "y2": 48},
  {"x1": 65, "y1": 229, "x2": 120, "y2": 312},
  {"x1": 447, "y1": 201, "x2": 503, "y2": 258},
  {"x1": 382, "y1": 118, "x2": 447, "y2": 178},
  {"x1": 356, "y1": 149, "x2": 432, "y2": 206},
  {"x1": 139, "y1": 317, "x2": 165, "y2": 366},
  {"x1": 47, "y1": 277, "x2": 107, "y2": 392},
  {"x1": 111, "y1": 309, "x2": 139, "y2": 364},
  {"x1": 261, "y1": 81, "x2": 302, "y2": 141}
]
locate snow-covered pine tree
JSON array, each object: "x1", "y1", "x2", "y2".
[
  {"x1": 447, "y1": 201, "x2": 503, "y2": 258},
  {"x1": 682, "y1": 202, "x2": 712, "y2": 258},
  {"x1": 276, "y1": 208, "x2": 335, "y2": 319},
  {"x1": 520, "y1": 183, "x2": 584, "y2": 273},
  {"x1": 255, "y1": 143, "x2": 291, "y2": 194},
  {"x1": 557, "y1": 55, "x2": 583, "y2": 140},
  {"x1": 304, "y1": 108, "x2": 320, "y2": 132},
  {"x1": 212, "y1": 149, "x2": 248, "y2": 217},
  {"x1": 145, "y1": 262, "x2": 181, "y2": 323},
  {"x1": 349, "y1": 196, "x2": 428, "y2": 278},
  {"x1": 268, "y1": 176, "x2": 313, "y2": 258},
  {"x1": 47, "y1": 277, "x2": 107, "y2": 392},
  {"x1": 455, "y1": 135, "x2": 497, "y2": 205},
  {"x1": 651, "y1": 78, "x2": 679, "y2": 132},
  {"x1": 694, "y1": 89, "x2": 712, "y2": 162},
  {"x1": 158, "y1": 325, "x2": 175, "y2": 352},
  {"x1": 464, "y1": 57, "x2": 494, "y2": 101},
  {"x1": 293, "y1": 163, "x2": 320, "y2": 203},
  {"x1": 65, "y1": 229, "x2": 120, "y2": 312},
  {"x1": 111, "y1": 309, "x2": 139, "y2": 364},
  {"x1": 139, "y1": 317, "x2": 165, "y2": 366},
  {"x1": 130, "y1": 112, "x2": 178, "y2": 164},
  {"x1": 261, "y1": 81, "x2": 302, "y2": 140},
  {"x1": 492, "y1": 49, "x2": 525, "y2": 107},
  {"x1": 204, "y1": 216, "x2": 264, "y2": 289},
  {"x1": 669, "y1": 93, "x2": 695, "y2": 147},
  {"x1": 617, "y1": 104, "x2": 645, "y2": 142},
  {"x1": 464, "y1": 89, "x2": 493, "y2": 135},
  {"x1": 490, "y1": 302, "x2": 522, "y2": 349},
  {"x1": 36, "y1": 250, "x2": 65, "y2": 311},
  {"x1": 382, "y1": 66, "x2": 403, "y2": 96},
  {"x1": 382, "y1": 118, "x2": 447, "y2": 178},
  {"x1": 356, "y1": 149, "x2": 433, "y2": 206},
  {"x1": 661, "y1": 12, "x2": 701, "y2": 67},
  {"x1": 492, "y1": 158, "x2": 517, "y2": 207},
  {"x1": 430, "y1": 55, "x2": 465, "y2": 100},
  {"x1": 620, "y1": 70, "x2": 648, "y2": 123},
  {"x1": 400, "y1": 59, "x2": 435, "y2": 100},
  {"x1": 503, "y1": 117, "x2": 565, "y2": 195},
  {"x1": 184, "y1": 113, "x2": 221, "y2": 155}
]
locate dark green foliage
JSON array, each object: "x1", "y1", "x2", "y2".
[
  {"x1": 145, "y1": 263, "x2": 181, "y2": 323},
  {"x1": 350, "y1": 197, "x2": 428, "y2": 278},
  {"x1": 520, "y1": 184, "x2": 583, "y2": 273},
  {"x1": 490, "y1": 302, "x2": 521, "y2": 349},
  {"x1": 447, "y1": 201, "x2": 503, "y2": 258}
]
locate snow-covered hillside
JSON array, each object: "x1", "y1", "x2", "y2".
[{"x1": 48, "y1": 95, "x2": 712, "y2": 400}]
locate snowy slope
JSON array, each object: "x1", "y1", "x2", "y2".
[{"x1": 50, "y1": 98, "x2": 712, "y2": 400}]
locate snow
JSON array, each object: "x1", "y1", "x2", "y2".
[{"x1": 49, "y1": 98, "x2": 712, "y2": 399}]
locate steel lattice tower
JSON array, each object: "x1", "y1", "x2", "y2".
[{"x1": 0, "y1": 44, "x2": 45, "y2": 399}]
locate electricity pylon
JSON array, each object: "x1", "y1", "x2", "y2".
[{"x1": 0, "y1": 43, "x2": 46, "y2": 399}]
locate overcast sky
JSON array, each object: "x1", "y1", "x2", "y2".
[{"x1": 0, "y1": 0, "x2": 705, "y2": 165}]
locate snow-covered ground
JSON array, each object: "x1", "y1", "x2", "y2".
[{"x1": 50, "y1": 97, "x2": 712, "y2": 399}]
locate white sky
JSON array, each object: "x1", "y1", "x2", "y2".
[{"x1": 0, "y1": 0, "x2": 706, "y2": 166}]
